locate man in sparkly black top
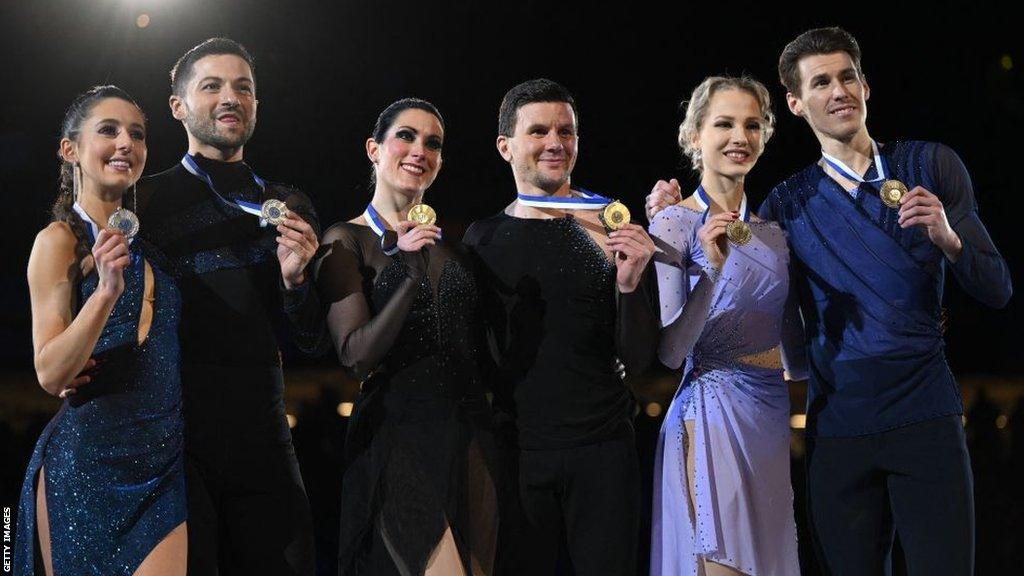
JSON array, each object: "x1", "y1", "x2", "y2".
[
  {"x1": 464, "y1": 78, "x2": 660, "y2": 575},
  {"x1": 136, "y1": 38, "x2": 320, "y2": 575}
]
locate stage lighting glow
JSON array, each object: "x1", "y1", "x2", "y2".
[
  {"x1": 790, "y1": 414, "x2": 806, "y2": 429},
  {"x1": 337, "y1": 402, "x2": 354, "y2": 418},
  {"x1": 286, "y1": 414, "x2": 297, "y2": 428},
  {"x1": 645, "y1": 402, "x2": 662, "y2": 418},
  {"x1": 1001, "y1": 55, "x2": 1013, "y2": 71},
  {"x1": 136, "y1": 14, "x2": 150, "y2": 28}
]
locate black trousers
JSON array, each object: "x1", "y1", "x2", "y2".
[
  {"x1": 498, "y1": 433, "x2": 640, "y2": 576},
  {"x1": 806, "y1": 415, "x2": 974, "y2": 576},
  {"x1": 182, "y1": 364, "x2": 315, "y2": 576}
]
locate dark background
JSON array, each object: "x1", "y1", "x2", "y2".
[{"x1": 1, "y1": 1, "x2": 1021, "y2": 574}]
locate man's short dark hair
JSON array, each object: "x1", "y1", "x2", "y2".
[
  {"x1": 778, "y1": 27, "x2": 863, "y2": 96},
  {"x1": 170, "y1": 38, "x2": 256, "y2": 96},
  {"x1": 498, "y1": 78, "x2": 578, "y2": 137}
]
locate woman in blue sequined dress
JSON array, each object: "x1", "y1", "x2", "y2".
[
  {"x1": 14, "y1": 86, "x2": 186, "y2": 575},
  {"x1": 647, "y1": 77, "x2": 804, "y2": 576}
]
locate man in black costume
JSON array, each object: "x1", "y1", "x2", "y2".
[
  {"x1": 464, "y1": 78, "x2": 660, "y2": 575},
  {"x1": 137, "y1": 38, "x2": 319, "y2": 575}
]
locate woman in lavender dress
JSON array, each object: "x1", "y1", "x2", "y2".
[{"x1": 647, "y1": 76, "x2": 803, "y2": 576}]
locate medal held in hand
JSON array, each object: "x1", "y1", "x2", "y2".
[
  {"x1": 408, "y1": 203, "x2": 437, "y2": 226},
  {"x1": 261, "y1": 199, "x2": 289, "y2": 225},
  {"x1": 107, "y1": 208, "x2": 140, "y2": 239},
  {"x1": 599, "y1": 200, "x2": 631, "y2": 232},
  {"x1": 879, "y1": 179, "x2": 908, "y2": 209},
  {"x1": 695, "y1": 185, "x2": 752, "y2": 246}
]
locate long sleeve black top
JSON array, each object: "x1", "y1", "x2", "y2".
[{"x1": 464, "y1": 212, "x2": 659, "y2": 450}]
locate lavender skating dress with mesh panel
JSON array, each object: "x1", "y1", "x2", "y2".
[{"x1": 649, "y1": 204, "x2": 800, "y2": 576}]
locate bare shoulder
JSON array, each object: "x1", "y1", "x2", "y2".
[
  {"x1": 32, "y1": 222, "x2": 78, "y2": 261},
  {"x1": 29, "y1": 222, "x2": 85, "y2": 281}
]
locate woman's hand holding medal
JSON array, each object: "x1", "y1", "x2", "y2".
[
  {"x1": 698, "y1": 211, "x2": 736, "y2": 272},
  {"x1": 396, "y1": 219, "x2": 442, "y2": 253},
  {"x1": 93, "y1": 228, "x2": 131, "y2": 301},
  {"x1": 395, "y1": 212, "x2": 441, "y2": 279}
]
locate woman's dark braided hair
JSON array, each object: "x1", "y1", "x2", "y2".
[{"x1": 52, "y1": 85, "x2": 144, "y2": 264}]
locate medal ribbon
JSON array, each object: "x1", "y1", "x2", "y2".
[
  {"x1": 180, "y1": 154, "x2": 272, "y2": 227},
  {"x1": 516, "y1": 188, "x2": 611, "y2": 210},
  {"x1": 694, "y1": 185, "x2": 749, "y2": 224},
  {"x1": 72, "y1": 202, "x2": 136, "y2": 245},
  {"x1": 820, "y1": 140, "x2": 889, "y2": 184},
  {"x1": 362, "y1": 203, "x2": 399, "y2": 256}
]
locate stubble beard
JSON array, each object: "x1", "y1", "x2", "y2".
[
  {"x1": 526, "y1": 163, "x2": 571, "y2": 195},
  {"x1": 185, "y1": 106, "x2": 255, "y2": 151}
]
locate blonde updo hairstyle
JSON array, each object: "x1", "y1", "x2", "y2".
[{"x1": 678, "y1": 76, "x2": 775, "y2": 173}]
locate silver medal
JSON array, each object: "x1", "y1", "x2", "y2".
[
  {"x1": 107, "y1": 208, "x2": 140, "y2": 238},
  {"x1": 261, "y1": 199, "x2": 289, "y2": 225}
]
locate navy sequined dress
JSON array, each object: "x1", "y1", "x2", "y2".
[{"x1": 14, "y1": 231, "x2": 185, "y2": 576}]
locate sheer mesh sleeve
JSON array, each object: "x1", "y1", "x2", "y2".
[
  {"x1": 314, "y1": 224, "x2": 426, "y2": 380},
  {"x1": 649, "y1": 208, "x2": 719, "y2": 370}
]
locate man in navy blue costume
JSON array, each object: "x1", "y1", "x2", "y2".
[
  {"x1": 762, "y1": 27, "x2": 1012, "y2": 575},
  {"x1": 136, "y1": 38, "x2": 320, "y2": 575}
]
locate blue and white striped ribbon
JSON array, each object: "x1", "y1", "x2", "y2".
[
  {"x1": 820, "y1": 139, "x2": 888, "y2": 184},
  {"x1": 694, "y1": 185, "x2": 749, "y2": 224},
  {"x1": 180, "y1": 154, "x2": 271, "y2": 227},
  {"x1": 362, "y1": 203, "x2": 399, "y2": 256},
  {"x1": 516, "y1": 188, "x2": 611, "y2": 210}
]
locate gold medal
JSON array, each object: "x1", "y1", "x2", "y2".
[
  {"x1": 726, "y1": 220, "x2": 751, "y2": 246},
  {"x1": 408, "y1": 203, "x2": 437, "y2": 226},
  {"x1": 261, "y1": 198, "x2": 289, "y2": 225},
  {"x1": 599, "y1": 200, "x2": 630, "y2": 231},
  {"x1": 879, "y1": 179, "x2": 907, "y2": 209},
  {"x1": 107, "y1": 208, "x2": 140, "y2": 239}
]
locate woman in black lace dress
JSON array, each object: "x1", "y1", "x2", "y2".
[{"x1": 315, "y1": 98, "x2": 498, "y2": 576}]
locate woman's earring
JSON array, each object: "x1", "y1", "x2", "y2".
[{"x1": 73, "y1": 163, "x2": 81, "y2": 204}]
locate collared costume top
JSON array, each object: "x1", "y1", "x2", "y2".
[
  {"x1": 760, "y1": 140, "x2": 1012, "y2": 437},
  {"x1": 464, "y1": 212, "x2": 660, "y2": 450}
]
